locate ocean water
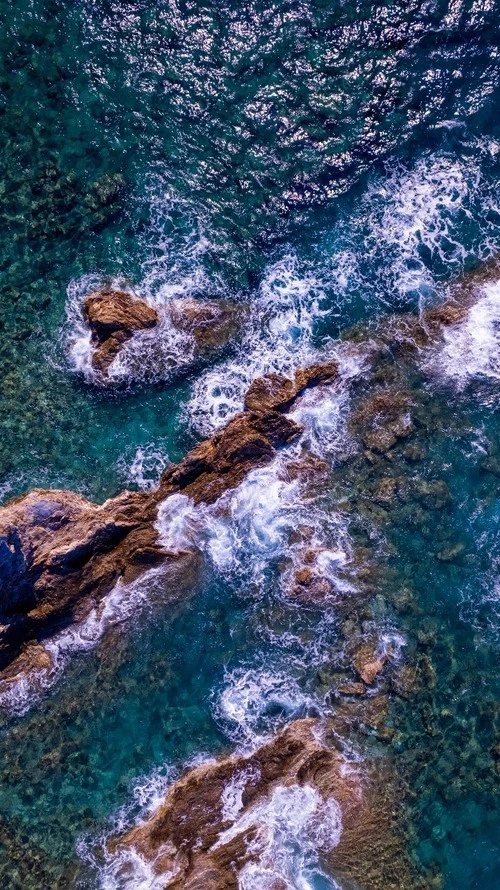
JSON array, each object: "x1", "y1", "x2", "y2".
[{"x1": 0, "y1": 0, "x2": 499, "y2": 888}]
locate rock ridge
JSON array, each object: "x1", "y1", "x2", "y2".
[{"x1": 0, "y1": 362, "x2": 339, "y2": 677}]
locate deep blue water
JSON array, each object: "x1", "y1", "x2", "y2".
[{"x1": 0, "y1": 1, "x2": 499, "y2": 888}]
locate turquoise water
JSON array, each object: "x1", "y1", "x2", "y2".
[{"x1": 0, "y1": 0, "x2": 499, "y2": 887}]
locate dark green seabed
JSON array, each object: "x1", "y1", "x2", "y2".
[{"x1": 0, "y1": 1, "x2": 499, "y2": 888}]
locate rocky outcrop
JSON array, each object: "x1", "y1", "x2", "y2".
[
  {"x1": 244, "y1": 361, "x2": 339, "y2": 413},
  {"x1": 0, "y1": 362, "x2": 340, "y2": 676},
  {"x1": 114, "y1": 718, "x2": 422, "y2": 890},
  {"x1": 83, "y1": 290, "x2": 246, "y2": 377},
  {"x1": 84, "y1": 289, "x2": 159, "y2": 372},
  {"x1": 0, "y1": 487, "x2": 170, "y2": 669}
]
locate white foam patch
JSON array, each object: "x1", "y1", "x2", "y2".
[
  {"x1": 220, "y1": 765, "x2": 261, "y2": 822},
  {"x1": 156, "y1": 446, "x2": 354, "y2": 598},
  {"x1": 214, "y1": 667, "x2": 323, "y2": 749},
  {"x1": 214, "y1": 783, "x2": 343, "y2": 890},
  {"x1": 93, "y1": 846, "x2": 177, "y2": 890},
  {"x1": 435, "y1": 279, "x2": 500, "y2": 386},
  {"x1": 363, "y1": 154, "x2": 472, "y2": 294},
  {"x1": 117, "y1": 443, "x2": 171, "y2": 491},
  {"x1": 63, "y1": 272, "x2": 102, "y2": 377},
  {"x1": 321, "y1": 148, "x2": 499, "y2": 312}
]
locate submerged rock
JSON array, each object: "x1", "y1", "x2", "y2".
[
  {"x1": 168, "y1": 297, "x2": 243, "y2": 355},
  {"x1": 113, "y1": 718, "x2": 421, "y2": 890},
  {"x1": 84, "y1": 289, "x2": 159, "y2": 372}
]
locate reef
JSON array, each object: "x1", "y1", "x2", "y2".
[
  {"x1": 114, "y1": 718, "x2": 422, "y2": 890},
  {"x1": 0, "y1": 274, "x2": 486, "y2": 690}
]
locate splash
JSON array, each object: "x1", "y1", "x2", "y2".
[
  {"x1": 117, "y1": 443, "x2": 171, "y2": 491},
  {"x1": 215, "y1": 783, "x2": 343, "y2": 890},
  {"x1": 436, "y1": 279, "x2": 500, "y2": 387},
  {"x1": 186, "y1": 254, "x2": 329, "y2": 436}
]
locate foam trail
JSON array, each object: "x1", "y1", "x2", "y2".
[
  {"x1": 186, "y1": 254, "x2": 329, "y2": 436},
  {"x1": 215, "y1": 666, "x2": 323, "y2": 747},
  {"x1": 214, "y1": 783, "x2": 343, "y2": 890}
]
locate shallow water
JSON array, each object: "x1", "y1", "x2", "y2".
[{"x1": 0, "y1": 0, "x2": 499, "y2": 888}]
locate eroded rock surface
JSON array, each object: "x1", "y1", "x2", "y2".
[
  {"x1": 114, "y1": 718, "x2": 422, "y2": 890},
  {"x1": 84, "y1": 289, "x2": 159, "y2": 372},
  {"x1": 168, "y1": 297, "x2": 243, "y2": 355}
]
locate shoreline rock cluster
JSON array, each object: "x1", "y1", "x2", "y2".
[{"x1": 1, "y1": 267, "x2": 495, "y2": 889}]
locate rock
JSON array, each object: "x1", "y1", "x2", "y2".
[
  {"x1": 414, "y1": 480, "x2": 451, "y2": 510},
  {"x1": 424, "y1": 303, "x2": 468, "y2": 328},
  {"x1": 353, "y1": 641, "x2": 387, "y2": 685},
  {"x1": 0, "y1": 486, "x2": 181, "y2": 670},
  {"x1": 336, "y1": 681, "x2": 366, "y2": 696},
  {"x1": 244, "y1": 372, "x2": 298, "y2": 413},
  {"x1": 352, "y1": 392, "x2": 414, "y2": 455},
  {"x1": 363, "y1": 428, "x2": 397, "y2": 453},
  {"x1": 0, "y1": 361, "x2": 340, "y2": 675},
  {"x1": 435, "y1": 542, "x2": 464, "y2": 562},
  {"x1": 391, "y1": 664, "x2": 420, "y2": 699},
  {"x1": 83, "y1": 289, "x2": 158, "y2": 372},
  {"x1": 114, "y1": 718, "x2": 420, "y2": 890},
  {"x1": 0, "y1": 641, "x2": 53, "y2": 687},
  {"x1": 244, "y1": 361, "x2": 339, "y2": 414},
  {"x1": 160, "y1": 409, "x2": 303, "y2": 505}
]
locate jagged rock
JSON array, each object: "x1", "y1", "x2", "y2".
[
  {"x1": 0, "y1": 363, "x2": 340, "y2": 675},
  {"x1": 336, "y1": 681, "x2": 366, "y2": 696},
  {"x1": 160, "y1": 409, "x2": 303, "y2": 505},
  {"x1": 244, "y1": 361, "x2": 339, "y2": 413},
  {"x1": 114, "y1": 718, "x2": 421, "y2": 890},
  {"x1": 0, "y1": 487, "x2": 170, "y2": 669},
  {"x1": 83, "y1": 289, "x2": 158, "y2": 372},
  {"x1": 353, "y1": 641, "x2": 387, "y2": 685},
  {"x1": 424, "y1": 303, "x2": 468, "y2": 328}
]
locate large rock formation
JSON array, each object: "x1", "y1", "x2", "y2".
[
  {"x1": 84, "y1": 289, "x2": 159, "y2": 372},
  {"x1": 0, "y1": 362, "x2": 339, "y2": 677},
  {"x1": 113, "y1": 718, "x2": 422, "y2": 890}
]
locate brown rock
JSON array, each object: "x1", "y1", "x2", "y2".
[
  {"x1": 424, "y1": 303, "x2": 468, "y2": 327},
  {"x1": 0, "y1": 360, "x2": 340, "y2": 675},
  {"x1": 245, "y1": 362, "x2": 339, "y2": 414},
  {"x1": 83, "y1": 289, "x2": 158, "y2": 372},
  {"x1": 363, "y1": 427, "x2": 397, "y2": 454},
  {"x1": 353, "y1": 642, "x2": 387, "y2": 685},
  {"x1": 114, "y1": 718, "x2": 420, "y2": 890},
  {"x1": 244, "y1": 373, "x2": 298, "y2": 413},
  {"x1": 336, "y1": 681, "x2": 366, "y2": 696}
]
